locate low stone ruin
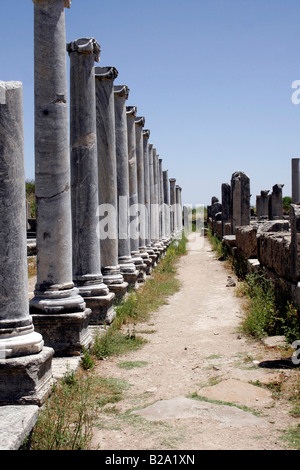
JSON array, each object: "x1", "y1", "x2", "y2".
[{"x1": 208, "y1": 167, "x2": 300, "y2": 311}]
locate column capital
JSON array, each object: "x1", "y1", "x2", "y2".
[
  {"x1": 33, "y1": 0, "x2": 71, "y2": 7},
  {"x1": 67, "y1": 38, "x2": 101, "y2": 62},
  {"x1": 135, "y1": 116, "x2": 145, "y2": 127},
  {"x1": 169, "y1": 178, "x2": 176, "y2": 183},
  {"x1": 95, "y1": 66, "x2": 118, "y2": 81},
  {"x1": 143, "y1": 129, "x2": 150, "y2": 139},
  {"x1": 114, "y1": 85, "x2": 129, "y2": 99},
  {"x1": 126, "y1": 105, "x2": 137, "y2": 117}
]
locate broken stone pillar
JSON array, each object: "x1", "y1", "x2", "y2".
[
  {"x1": 292, "y1": 158, "x2": 300, "y2": 204},
  {"x1": 143, "y1": 131, "x2": 157, "y2": 266},
  {"x1": 135, "y1": 116, "x2": 152, "y2": 274},
  {"x1": 0, "y1": 81, "x2": 53, "y2": 405},
  {"x1": 114, "y1": 85, "x2": 139, "y2": 289},
  {"x1": 290, "y1": 204, "x2": 300, "y2": 284},
  {"x1": 68, "y1": 38, "x2": 115, "y2": 325},
  {"x1": 169, "y1": 178, "x2": 177, "y2": 237},
  {"x1": 221, "y1": 183, "x2": 231, "y2": 236},
  {"x1": 30, "y1": 0, "x2": 92, "y2": 356},
  {"x1": 126, "y1": 106, "x2": 147, "y2": 281},
  {"x1": 163, "y1": 170, "x2": 171, "y2": 243},
  {"x1": 95, "y1": 66, "x2": 128, "y2": 300},
  {"x1": 256, "y1": 190, "x2": 269, "y2": 220},
  {"x1": 269, "y1": 184, "x2": 284, "y2": 220},
  {"x1": 230, "y1": 171, "x2": 251, "y2": 234}
]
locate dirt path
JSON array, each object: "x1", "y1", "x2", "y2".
[{"x1": 92, "y1": 235, "x2": 299, "y2": 449}]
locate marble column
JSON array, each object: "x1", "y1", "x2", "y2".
[
  {"x1": 169, "y1": 178, "x2": 177, "y2": 237},
  {"x1": 135, "y1": 115, "x2": 151, "y2": 273},
  {"x1": 163, "y1": 170, "x2": 171, "y2": 243},
  {"x1": 0, "y1": 81, "x2": 53, "y2": 404},
  {"x1": 292, "y1": 158, "x2": 300, "y2": 204},
  {"x1": 176, "y1": 185, "x2": 183, "y2": 235},
  {"x1": 221, "y1": 182, "x2": 231, "y2": 235},
  {"x1": 269, "y1": 184, "x2": 284, "y2": 220},
  {"x1": 126, "y1": 105, "x2": 147, "y2": 281},
  {"x1": 256, "y1": 190, "x2": 269, "y2": 220},
  {"x1": 143, "y1": 131, "x2": 157, "y2": 266},
  {"x1": 150, "y1": 147, "x2": 161, "y2": 259},
  {"x1": 30, "y1": 0, "x2": 91, "y2": 356},
  {"x1": 159, "y1": 158, "x2": 168, "y2": 247},
  {"x1": 230, "y1": 171, "x2": 250, "y2": 234},
  {"x1": 68, "y1": 38, "x2": 115, "y2": 325},
  {"x1": 114, "y1": 85, "x2": 139, "y2": 289},
  {"x1": 95, "y1": 66, "x2": 128, "y2": 300}
]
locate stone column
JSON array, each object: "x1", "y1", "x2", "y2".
[
  {"x1": 114, "y1": 85, "x2": 138, "y2": 289},
  {"x1": 230, "y1": 171, "x2": 250, "y2": 234},
  {"x1": 0, "y1": 81, "x2": 53, "y2": 404},
  {"x1": 169, "y1": 178, "x2": 177, "y2": 237},
  {"x1": 68, "y1": 38, "x2": 115, "y2": 325},
  {"x1": 163, "y1": 170, "x2": 171, "y2": 243},
  {"x1": 292, "y1": 158, "x2": 300, "y2": 204},
  {"x1": 135, "y1": 115, "x2": 151, "y2": 273},
  {"x1": 143, "y1": 131, "x2": 157, "y2": 266},
  {"x1": 30, "y1": 0, "x2": 91, "y2": 356},
  {"x1": 159, "y1": 158, "x2": 167, "y2": 247},
  {"x1": 152, "y1": 148, "x2": 164, "y2": 257},
  {"x1": 126, "y1": 105, "x2": 146, "y2": 281},
  {"x1": 176, "y1": 185, "x2": 183, "y2": 235},
  {"x1": 221, "y1": 183, "x2": 231, "y2": 236},
  {"x1": 149, "y1": 144, "x2": 159, "y2": 259},
  {"x1": 95, "y1": 66, "x2": 128, "y2": 300},
  {"x1": 268, "y1": 184, "x2": 284, "y2": 220},
  {"x1": 256, "y1": 190, "x2": 269, "y2": 220}
]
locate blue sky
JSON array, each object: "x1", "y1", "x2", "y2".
[{"x1": 1, "y1": 0, "x2": 300, "y2": 206}]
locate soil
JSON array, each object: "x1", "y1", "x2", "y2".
[{"x1": 87, "y1": 233, "x2": 300, "y2": 451}]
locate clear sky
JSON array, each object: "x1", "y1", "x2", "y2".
[{"x1": 1, "y1": 0, "x2": 300, "y2": 206}]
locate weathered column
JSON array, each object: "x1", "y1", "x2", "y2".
[
  {"x1": 143, "y1": 131, "x2": 157, "y2": 266},
  {"x1": 152, "y1": 148, "x2": 164, "y2": 256},
  {"x1": 95, "y1": 66, "x2": 128, "y2": 300},
  {"x1": 135, "y1": 115, "x2": 151, "y2": 272},
  {"x1": 163, "y1": 170, "x2": 171, "y2": 243},
  {"x1": 169, "y1": 178, "x2": 177, "y2": 237},
  {"x1": 221, "y1": 183, "x2": 231, "y2": 235},
  {"x1": 30, "y1": 0, "x2": 91, "y2": 356},
  {"x1": 256, "y1": 190, "x2": 269, "y2": 220},
  {"x1": 159, "y1": 158, "x2": 167, "y2": 247},
  {"x1": 68, "y1": 38, "x2": 115, "y2": 325},
  {"x1": 292, "y1": 158, "x2": 300, "y2": 204},
  {"x1": 0, "y1": 81, "x2": 53, "y2": 405},
  {"x1": 230, "y1": 171, "x2": 251, "y2": 234},
  {"x1": 114, "y1": 85, "x2": 139, "y2": 289},
  {"x1": 149, "y1": 144, "x2": 159, "y2": 259},
  {"x1": 176, "y1": 185, "x2": 183, "y2": 235},
  {"x1": 269, "y1": 184, "x2": 284, "y2": 220},
  {"x1": 126, "y1": 105, "x2": 147, "y2": 281}
]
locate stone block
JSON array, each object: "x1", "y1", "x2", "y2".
[{"x1": 235, "y1": 225, "x2": 258, "y2": 258}]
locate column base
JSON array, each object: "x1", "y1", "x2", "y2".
[
  {"x1": 31, "y1": 308, "x2": 92, "y2": 356},
  {"x1": 84, "y1": 292, "x2": 115, "y2": 325},
  {"x1": 0, "y1": 346, "x2": 54, "y2": 406},
  {"x1": 102, "y1": 265, "x2": 128, "y2": 301},
  {"x1": 29, "y1": 286, "x2": 86, "y2": 315},
  {"x1": 119, "y1": 257, "x2": 139, "y2": 290},
  {"x1": 131, "y1": 252, "x2": 147, "y2": 283}
]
